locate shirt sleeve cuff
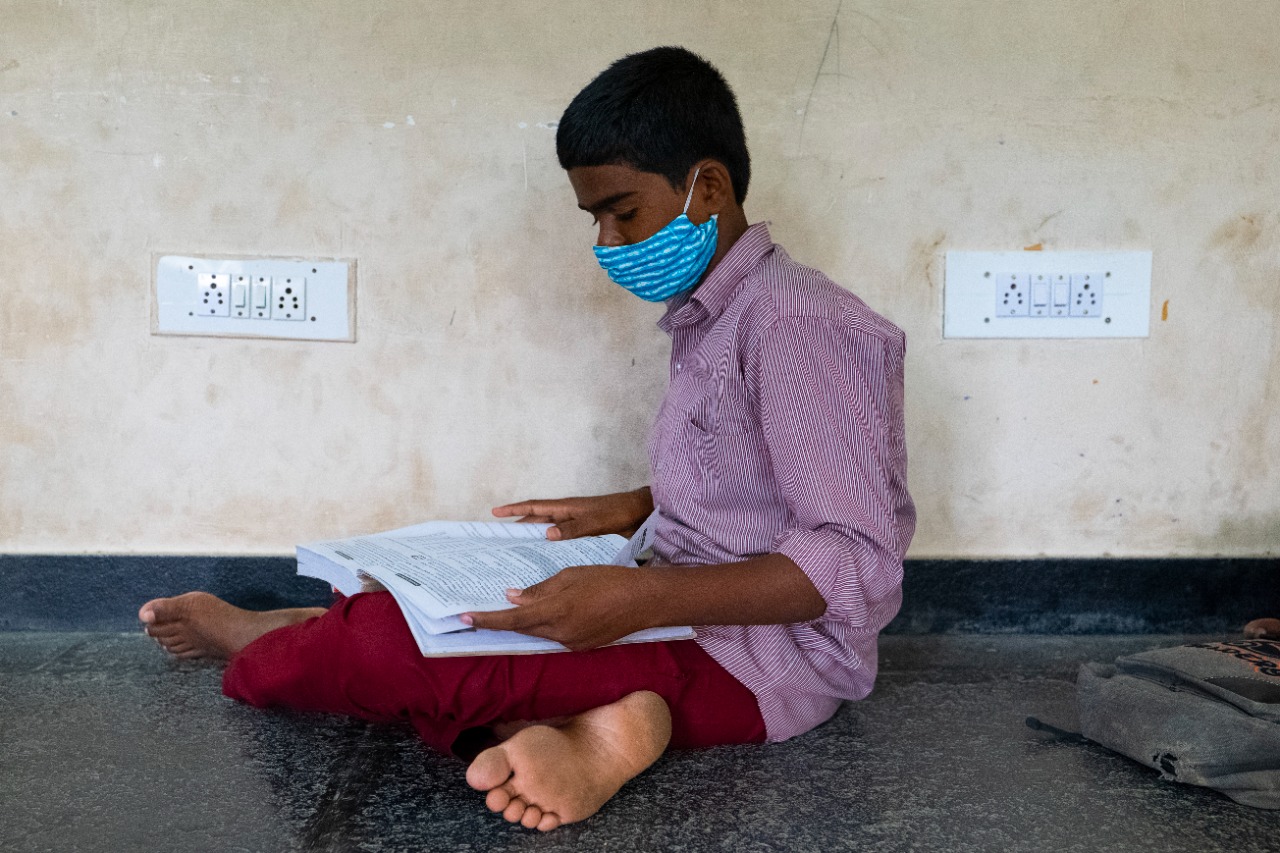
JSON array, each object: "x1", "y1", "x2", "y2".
[{"x1": 774, "y1": 526, "x2": 899, "y2": 626}]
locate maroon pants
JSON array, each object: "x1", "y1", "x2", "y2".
[{"x1": 222, "y1": 591, "x2": 766, "y2": 755}]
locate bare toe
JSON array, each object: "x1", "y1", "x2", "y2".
[
  {"x1": 484, "y1": 787, "x2": 511, "y2": 814},
  {"x1": 139, "y1": 596, "x2": 184, "y2": 626},
  {"x1": 502, "y1": 796, "x2": 528, "y2": 824},
  {"x1": 147, "y1": 623, "x2": 182, "y2": 640},
  {"x1": 537, "y1": 813, "x2": 561, "y2": 832},
  {"x1": 467, "y1": 745, "x2": 514, "y2": 791},
  {"x1": 520, "y1": 804, "x2": 543, "y2": 829}
]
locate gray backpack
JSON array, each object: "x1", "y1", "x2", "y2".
[{"x1": 1066, "y1": 640, "x2": 1280, "y2": 809}]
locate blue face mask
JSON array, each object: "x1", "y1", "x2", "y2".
[{"x1": 593, "y1": 167, "x2": 719, "y2": 302}]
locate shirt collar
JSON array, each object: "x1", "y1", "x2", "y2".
[{"x1": 658, "y1": 222, "x2": 774, "y2": 333}]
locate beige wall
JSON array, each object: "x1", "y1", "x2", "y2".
[{"x1": 1, "y1": 0, "x2": 1277, "y2": 557}]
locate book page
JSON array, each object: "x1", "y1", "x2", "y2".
[
  {"x1": 411, "y1": 624, "x2": 697, "y2": 657},
  {"x1": 295, "y1": 517, "x2": 696, "y2": 656},
  {"x1": 368, "y1": 520, "x2": 553, "y2": 539},
  {"x1": 296, "y1": 521, "x2": 552, "y2": 601},
  {"x1": 296, "y1": 551, "x2": 363, "y2": 596},
  {"x1": 300, "y1": 532, "x2": 626, "y2": 620},
  {"x1": 610, "y1": 509, "x2": 660, "y2": 566}
]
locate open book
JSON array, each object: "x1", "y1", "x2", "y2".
[{"x1": 296, "y1": 517, "x2": 694, "y2": 656}]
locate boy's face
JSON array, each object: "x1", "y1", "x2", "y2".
[{"x1": 567, "y1": 164, "x2": 699, "y2": 249}]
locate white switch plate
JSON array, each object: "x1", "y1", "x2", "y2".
[
  {"x1": 944, "y1": 251, "x2": 1151, "y2": 339},
  {"x1": 153, "y1": 254, "x2": 356, "y2": 341}
]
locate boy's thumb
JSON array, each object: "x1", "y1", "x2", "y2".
[{"x1": 550, "y1": 520, "x2": 585, "y2": 540}]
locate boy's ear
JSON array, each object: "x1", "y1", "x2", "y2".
[{"x1": 689, "y1": 159, "x2": 737, "y2": 214}]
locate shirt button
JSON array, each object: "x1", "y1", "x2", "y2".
[{"x1": 676, "y1": 363, "x2": 683, "y2": 372}]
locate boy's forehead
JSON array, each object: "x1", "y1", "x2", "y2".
[{"x1": 567, "y1": 164, "x2": 674, "y2": 209}]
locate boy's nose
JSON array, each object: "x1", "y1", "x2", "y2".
[{"x1": 596, "y1": 226, "x2": 626, "y2": 248}]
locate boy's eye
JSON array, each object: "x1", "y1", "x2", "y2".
[{"x1": 589, "y1": 210, "x2": 638, "y2": 227}]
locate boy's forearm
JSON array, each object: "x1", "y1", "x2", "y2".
[
  {"x1": 631, "y1": 553, "x2": 827, "y2": 629},
  {"x1": 462, "y1": 551, "x2": 827, "y2": 649},
  {"x1": 622, "y1": 486, "x2": 654, "y2": 523}
]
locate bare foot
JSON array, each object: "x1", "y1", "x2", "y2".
[
  {"x1": 465, "y1": 691, "x2": 672, "y2": 831},
  {"x1": 138, "y1": 592, "x2": 325, "y2": 661},
  {"x1": 1244, "y1": 618, "x2": 1280, "y2": 639},
  {"x1": 490, "y1": 716, "x2": 572, "y2": 741}
]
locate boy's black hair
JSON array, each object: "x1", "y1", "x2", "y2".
[{"x1": 557, "y1": 46, "x2": 751, "y2": 204}]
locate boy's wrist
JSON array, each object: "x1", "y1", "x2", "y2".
[
  {"x1": 625, "y1": 566, "x2": 669, "y2": 631},
  {"x1": 627, "y1": 487, "x2": 654, "y2": 517},
  {"x1": 606, "y1": 487, "x2": 655, "y2": 537}
]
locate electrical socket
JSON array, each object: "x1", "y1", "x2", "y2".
[
  {"x1": 272, "y1": 275, "x2": 306, "y2": 320},
  {"x1": 1070, "y1": 272, "x2": 1102, "y2": 317},
  {"x1": 198, "y1": 273, "x2": 231, "y2": 317},
  {"x1": 996, "y1": 272, "x2": 1029, "y2": 317}
]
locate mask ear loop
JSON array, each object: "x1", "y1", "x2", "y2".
[{"x1": 681, "y1": 166, "x2": 702, "y2": 215}]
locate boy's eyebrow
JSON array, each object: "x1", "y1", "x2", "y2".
[{"x1": 579, "y1": 191, "x2": 636, "y2": 214}]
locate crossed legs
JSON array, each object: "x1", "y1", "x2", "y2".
[{"x1": 139, "y1": 591, "x2": 682, "y2": 830}]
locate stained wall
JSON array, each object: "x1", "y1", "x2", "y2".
[{"x1": 2, "y1": 1, "x2": 1277, "y2": 556}]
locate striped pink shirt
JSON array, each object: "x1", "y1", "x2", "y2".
[{"x1": 650, "y1": 223, "x2": 915, "y2": 743}]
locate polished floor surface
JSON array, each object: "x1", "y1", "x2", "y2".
[{"x1": 3, "y1": 633, "x2": 1276, "y2": 852}]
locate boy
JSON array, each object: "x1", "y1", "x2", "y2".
[{"x1": 140, "y1": 46, "x2": 914, "y2": 831}]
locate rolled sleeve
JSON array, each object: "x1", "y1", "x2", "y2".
[
  {"x1": 749, "y1": 315, "x2": 911, "y2": 625},
  {"x1": 773, "y1": 527, "x2": 896, "y2": 626}
]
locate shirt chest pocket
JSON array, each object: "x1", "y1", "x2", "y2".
[
  {"x1": 683, "y1": 359, "x2": 757, "y2": 436},
  {"x1": 679, "y1": 363, "x2": 769, "y2": 497}
]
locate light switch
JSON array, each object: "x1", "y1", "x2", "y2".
[
  {"x1": 252, "y1": 276, "x2": 270, "y2": 317},
  {"x1": 1051, "y1": 274, "x2": 1070, "y2": 317},
  {"x1": 1032, "y1": 282, "x2": 1050, "y2": 306},
  {"x1": 1052, "y1": 277, "x2": 1069, "y2": 301},
  {"x1": 1031, "y1": 275, "x2": 1051, "y2": 318},
  {"x1": 230, "y1": 274, "x2": 249, "y2": 318}
]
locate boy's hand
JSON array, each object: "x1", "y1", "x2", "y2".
[
  {"x1": 462, "y1": 565, "x2": 650, "y2": 651},
  {"x1": 492, "y1": 488, "x2": 654, "y2": 541}
]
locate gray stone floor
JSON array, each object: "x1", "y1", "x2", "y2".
[{"x1": 2, "y1": 633, "x2": 1277, "y2": 852}]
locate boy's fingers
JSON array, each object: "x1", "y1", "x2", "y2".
[
  {"x1": 463, "y1": 608, "x2": 526, "y2": 632},
  {"x1": 513, "y1": 578, "x2": 556, "y2": 600},
  {"x1": 492, "y1": 501, "x2": 556, "y2": 518},
  {"x1": 466, "y1": 580, "x2": 561, "y2": 632},
  {"x1": 493, "y1": 500, "x2": 567, "y2": 520},
  {"x1": 550, "y1": 519, "x2": 591, "y2": 540}
]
